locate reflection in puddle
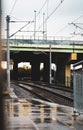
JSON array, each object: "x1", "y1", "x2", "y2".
[{"x1": 4, "y1": 98, "x2": 75, "y2": 130}]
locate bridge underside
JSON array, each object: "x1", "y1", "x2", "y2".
[
  {"x1": 6, "y1": 50, "x2": 83, "y2": 86},
  {"x1": 2, "y1": 39, "x2": 83, "y2": 86}
]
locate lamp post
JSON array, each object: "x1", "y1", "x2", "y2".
[{"x1": 6, "y1": 15, "x2": 10, "y2": 90}]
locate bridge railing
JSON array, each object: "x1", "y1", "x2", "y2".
[
  {"x1": 8, "y1": 35, "x2": 72, "y2": 41},
  {"x1": 2, "y1": 35, "x2": 83, "y2": 46},
  {"x1": 2, "y1": 34, "x2": 83, "y2": 41}
]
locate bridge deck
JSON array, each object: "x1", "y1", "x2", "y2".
[{"x1": 2, "y1": 39, "x2": 83, "y2": 53}]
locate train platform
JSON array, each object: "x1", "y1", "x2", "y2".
[{"x1": 4, "y1": 96, "x2": 83, "y2": 130}]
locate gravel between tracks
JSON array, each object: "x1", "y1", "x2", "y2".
[{"x1": 11, "y1": 84, "x2": 38, "y2": 99}]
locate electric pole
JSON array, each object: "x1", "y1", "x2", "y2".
[
  {"x1": 34, "y1": 10, "x2": 36, "y2": 39},
  {"x1": 43, "y1": 13, "x2": 45, "y2": 40},
  {"x1": 49, "y1": 44, "x2": 52, "y2": 84},
  {"x1": 6, "y1": 15, "x2": 10, "y2": 90}
]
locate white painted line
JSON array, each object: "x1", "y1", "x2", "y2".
[
  {"x1": 30, "y1": 118, "x2": 40, "y2": 130},
  {"x1": 9, "y1": 88, "x2": 18, "y2": 98}
]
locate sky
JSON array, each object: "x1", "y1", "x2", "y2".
[{"x1": 2, "y1": 0, "x2": 83, "y2": 40}]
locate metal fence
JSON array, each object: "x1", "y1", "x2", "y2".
[{"x1": 73, "y1": 60, "x2": 83, "y2": 113}]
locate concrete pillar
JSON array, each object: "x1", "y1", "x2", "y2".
[
  {"x1": 13, "y1": 61, "x2": 18, "y2": 80},
  {"x1": 56, "y1": 61, "x2": 65, "y2": 85},
  {"x1": 31, "y1": 60, "x2": 40, "y2": 81},
  {"x1": 65, "y1": 65, "x2": 71, "y2": 87},
  {"x1": 43, "y1": 58, "x2": 50, "y2": 82}
]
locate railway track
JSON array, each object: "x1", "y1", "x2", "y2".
[
  {"x1": 31, "y1": 80, "x2": 73, "y2": 93},
  {"x1": 12, "y1": 81, "x2": 73, "y2": 107}
]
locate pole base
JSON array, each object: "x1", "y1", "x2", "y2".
[{"x1": 2, "y1": 90, "x2": 9, "y2": 95}]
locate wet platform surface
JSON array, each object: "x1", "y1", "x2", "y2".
[{"x1": 4, "y1": 98, "x2": 83, "y2": 130}]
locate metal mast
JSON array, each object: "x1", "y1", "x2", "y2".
[
  {"x1": 6, "y1": 15, "x2": 10, "y2": 90},
  {"x1": 34, "y1": 10, "x2": 36, "y2": 39},
  {"x1": 49, "y1": 44, "x2": 52, "y2": 84}
]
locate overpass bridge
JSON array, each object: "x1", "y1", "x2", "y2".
[
  {"x1": 2, "y1": 38, "x2": 83, "y2": 87},
  {"x1": 3, "y1": 38, "x2": 83, "y2": 53}
]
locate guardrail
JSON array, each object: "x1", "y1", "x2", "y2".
[
  {"x1": 2, "y1": 39, "x2": 83, "y2": 53},
  {"x1": 2, "y1": 38, "x2": 83, "y2": 45},
  {"x1": 2, "y1": 34, "x2": 83, "y2": 42}
]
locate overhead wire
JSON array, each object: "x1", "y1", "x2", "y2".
[
  {"x1": 10, "y1": 0, "x2": 48, "y2": 19},
  {"x1": 37, "y1": 0, "x2": 64, "y2": 31},
  {"x1": 55, "y1": 15, "x2": 83, "y2": 36},
  {"x1": 69, "y1": 15, "x2": 83, "y2": 37},
  {"x1": 46, "y1": 0, "x2": 64, "y2": 21},
  {"x1": 35, "y1": 0, "x2": 49, "y2": 33},
  {"x1": 17, "y1": 0, "x2": 49, "y2": 37},
  {"x1": 6, "y1": 0, "x2": 83, "y2": 39},
  {"x1": 9, "y1": 21, "x2": 33, "y2": 38},
  {"x1": 71, "y1": 23, "x2": 83, "y2": 31},
  {"x1": 29, "y1": 0, "x2": 49, "y2": 37},
  {"x1": 45, "y1": 2, "x2": 83, "y2": 38},
  {"x1": 9, "y1": 0, "x2": 65, "y2": 38},
  {"x1": 36, "y1": 0, "x2": 49, "y2": 17},
  {"x1": 8, "y1": 0, "x2": 49, "y2": 38},
  {"x1": 72, "y1": 30, "x2": 83, "y2": 36},
  {"x1": 9, "y1": 0, "x2": 18, "y2": 16},
  {"x1": 55, "y1": 24, "x2": 68, "y2": 34},
  {"x1": 72, "y1": 14, "x2": 83, "y2": 22}
]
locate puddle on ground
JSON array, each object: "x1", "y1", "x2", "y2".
[{"x1": 4, "y1": 98, "x2": 83, "y2": 130}]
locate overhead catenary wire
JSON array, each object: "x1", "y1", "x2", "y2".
[
  {"x1": 70, "y1": 23, "x2": 83, "y2": 36},
  {"x1": 55, "y1": 15, "x2": 83, "y2": 36},
  {"x1": 4, "y1": 0, "x2": 83, "y2": 40},
  {"x1": 46, "y1": 0, "x2": 64, "y2": 21},
  {"x1": 17, "y1": 0, "x2": 49, "y2": 37},
  {"x1": 9, "y1": 0, "x2": 48, "y2": 27},
  {"x1": 55, "y1": 24, "x2": 68, "y2": 34},
  {"x1": 70, "y1": 24, "x2": 83, "y2": 36},
  {"x1": 27, "y1": 0, "x2": 49, "y2": 38},
  {"x1": 6, "y1": 0, "x2": 49, "y2": 39},
  {"x1": 66, "y1": 16, "x2": 83, "y2": 40},
  {"x1": 69, "y1": 15, "x2": 83, "y2": 36},
  {"x1": 37, "y1": 0, "x2": 64, "y2": 31},
  {"x1": 37, "y1": 2, "x2": 83, "y2": 39},
  {"x1": 26, "y1": 0, "x2": 49, "y2": 33},
  {"x1": 9, "y1": 21, "x2": 34, "y2": 38},
  {"x1": 9, "y1": 0, "x2": 18, "y2": 16},
  {"x1": 36, "y1": 0, "x2": 49, "y2": 17},
  {"x1": 29, "y1": 0, "x2": 65, "y2": 38},
  {"x1": 69, "y1": 15, "x2": 83, "y2": 30},
  {"x1": 72, "y1": 14, "x2": 83, "y2": 23},
  {"x1": 70, "y1": 30, "x2": 83, "y2": 36}
]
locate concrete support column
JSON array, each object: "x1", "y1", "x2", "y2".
[
  {"x1": 65, "y1": 65, "x2": 71, "y2": 87},
  {"x1": 56, "y1": 61, "x2": 65, "y2": 85},
  {"x1": 43, "y1": 59, "x2": 50, "y2": 82},
  {"x1": 13, "y1": 61, "x2": 18, "y2": 80},
  {"x1": 31, "y1": 60, "x2": 40, "y2": 81}
]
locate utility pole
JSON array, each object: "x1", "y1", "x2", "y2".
[
  {"x1": 43, "y1": 13, "x2": 45, "y2": 40},
  {"x1": 0, "y1": 1, "x2": 5, "y2": 130},
  {"x1": 34, "y1": 10, "x2": 36, "y2": 40},
  {"x1": 6, "y1": 15, "x2": 10, "y2": 90},
  {"x1": 49, "y1": 44, "x2": 52, "y2": 84},
  {"x1": 46, "y1": 0, "x2": 49, "y2": 39}
]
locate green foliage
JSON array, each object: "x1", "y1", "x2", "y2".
[{"x1": 18, "y1": 67, "x2": 31, "y2": 78}]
